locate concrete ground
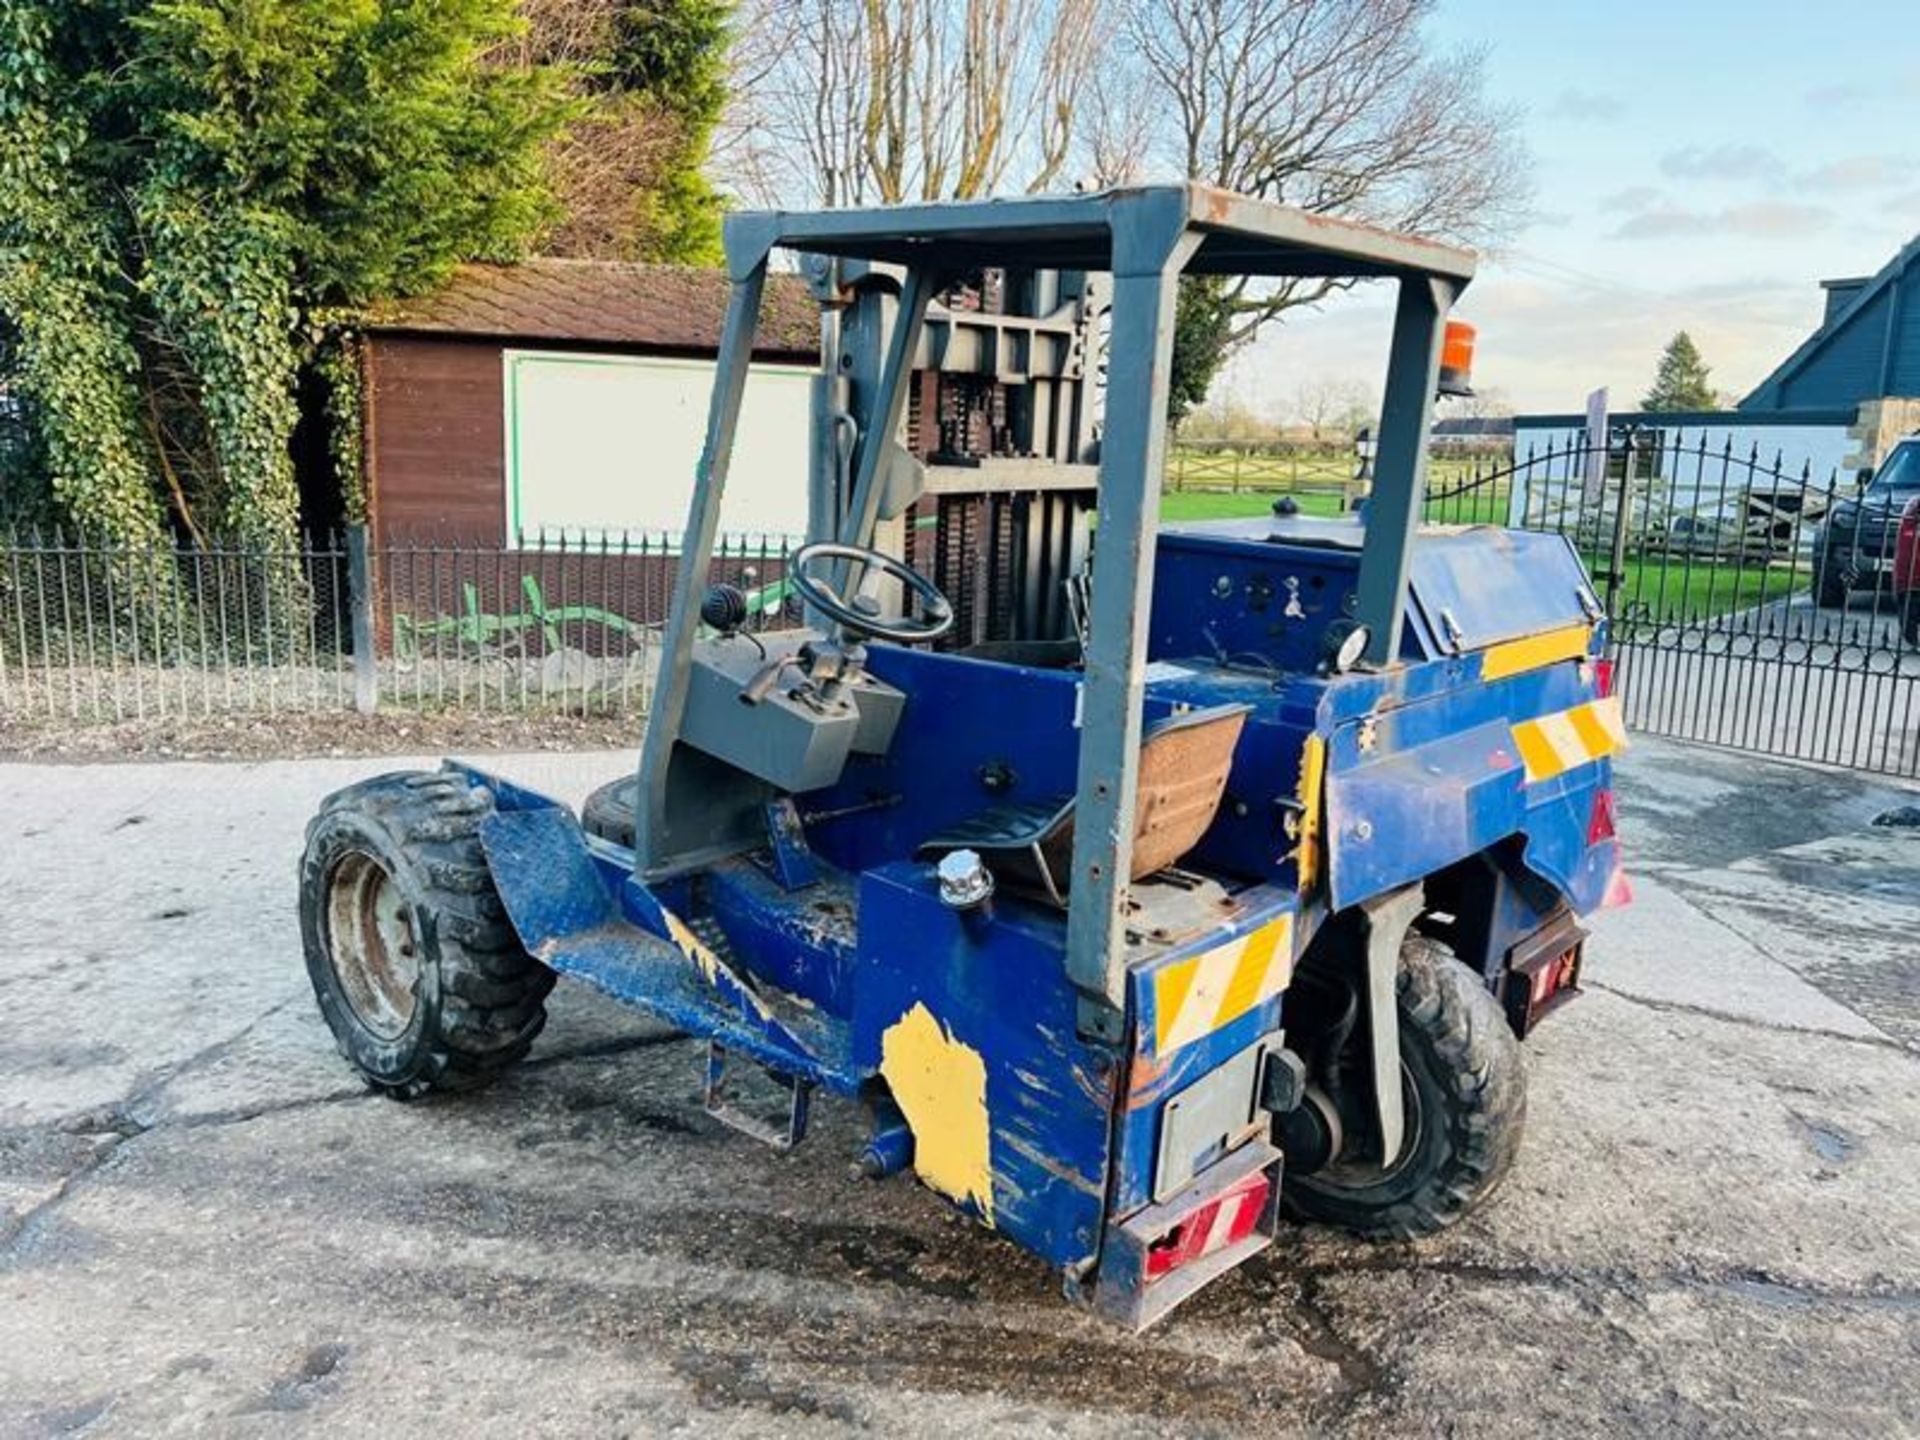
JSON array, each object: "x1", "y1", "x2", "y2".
[{"x1": 2, "y1": 738, "x2": 1917, "y2": 1438}]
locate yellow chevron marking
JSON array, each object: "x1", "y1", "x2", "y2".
[
  {"x1": 1511, "y1": 721, "x2": 1565, "y2": 783},
  {"x1": 1478, "y1": 623, "x2": 1594, "y2": 681},
  {"x1": 1534, "y1": 709, "x2": 1588, "y2": 769},
  {"x1": 1154, "y1": 955, "x2": 1202, "y2": 1042},
  {"x1": 1511, "y1": 695, "x2": 1627, "y2": 783},
  {"x1": 1567, "y1": 702, "x2": 1614, "y2": 757},
  {"x1": 1592, "y1": 693, "x2": 1628, "y2": 746},
  {"x1": 1217, "y1": 918, "x2": 1289, "y2": 1023},
  {"x1": 881, "y1": 1003, "x2": 995, "y2": 1225},
  {"x1": 1153, "y1": 914, "x2": 1296, "y2": 1056}
]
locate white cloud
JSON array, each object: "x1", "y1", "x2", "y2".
[
  {"x1": 1612, "y1": 201, "x2": 1833, "y2": 241},
  {"x1": 1658, "y1": 144, "x2": 1784, "y2": 182},
  {"x1": 1221, "y1": 268, "x2": 1822, "y2": 417},
  {"x1": 1600, "y1": 185, "x2": 1662, "y2": 213},
  {"x1": 1796, "y1": 155, "x2": 1912, "y2": 192},
  {"x1": 1550, "y1": 88, "x2": 1625, "y2": 122}
]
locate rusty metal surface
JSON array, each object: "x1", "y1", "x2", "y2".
[{"x1": 1130, "y1": 706, "x2": 1248, "y2": 879}]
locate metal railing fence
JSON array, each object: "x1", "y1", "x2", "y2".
[
  {"x1": 6, "y1": 437, "x2": 1915, "y2": 781},
  {"x1": 0, "y1": 526, "x2": 797, "y2": 726},
  {"x1": 1434, "y1": 429, "x2": 1919, "y2": 778}
]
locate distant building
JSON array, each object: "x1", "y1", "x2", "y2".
[
  {"x1": 1513, "y1": 232, "x2": 1920, "y2": 487},
  {"x1": 1511, "y1": 407, "x2": 1856, "y2": 481},
  {"x1": 1429, "y1": 415, "x2": 1513, "y2": 453},
  {"x1": 1740, "y1": 235, "x2": 1920, "y2": 417}
]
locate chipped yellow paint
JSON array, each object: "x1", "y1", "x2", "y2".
[
  {"x1": 880, "y1": 1003, "x2": 995, "y2": 1224},
  {"x1": 660, "y1": 908, "x2": 770, "y2": 1019},
  {"x1": 1477, "y1": 623, "x2": 1593, "y2": 682},
  {"x1": 1292, "y1": 734, "x2": 1326, "y2": 894},
  {"x1": 1152, "y1": 914, "x2": 1295, "y2": 1056}
]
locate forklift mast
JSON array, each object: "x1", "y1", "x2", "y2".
[{"x1": 806, "y1": 257, "x2": 1107, "y2": 649}]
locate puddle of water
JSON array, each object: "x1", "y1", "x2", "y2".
[{"x1": 1792, "y1": 1113, "x2": 1862, "y2": 1166}]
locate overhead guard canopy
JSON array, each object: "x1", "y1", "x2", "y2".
[{"x1": 722, "y1": 183, "x2": 1478, "y2": 287}]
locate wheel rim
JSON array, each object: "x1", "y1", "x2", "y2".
[
  {"x1": 1312, "y1": 1063, "x2": 1425, "y2": 1189},
  {"x1": 326, "y1": 851, "x2": 421, "y2": 1040}
]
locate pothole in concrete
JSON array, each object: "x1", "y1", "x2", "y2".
[{"x1": 1792, "y1": 1113, "x2": 1862, "y2": 1167}]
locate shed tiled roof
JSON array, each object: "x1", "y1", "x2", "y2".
[{"x1": 363, "y1": 258, "x2": 819, "y2": 358}]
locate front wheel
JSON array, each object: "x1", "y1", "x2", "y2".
[
  {"x1": 298, "y1": 767, "x2": 553, "y2": 1097},
  {"x1": 1283, "y1": 935, "x2": 1526, "y2": 1238},
  {"x1": 1816, "y1": 561, "x2": 1849, "y2": 610}
]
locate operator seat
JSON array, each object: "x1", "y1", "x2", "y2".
[{"x1": 916, "y1": 704, "x2": 1251, "y2": 906}]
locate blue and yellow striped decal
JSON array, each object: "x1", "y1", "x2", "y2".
[
  {"x1": 1510, "y1": 695, "x2": 1626, "y2": 783},
  {"x1": 1151, "y1": 914, "x2": 1295, "y2": 1057}
]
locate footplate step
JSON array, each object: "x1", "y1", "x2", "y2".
[{"x1": 705, "y1": 1041, "x2": 813, "y2": 1151}]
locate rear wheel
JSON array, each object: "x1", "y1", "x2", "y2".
[
  {"x1": 298, "y1": 768, "x2": 553, "y2": 1097},
  {"x1": 1282, "y1": 935, "x2": 1526, "y2": 1238},
  {"x1": 582, "y1": 775, "x2": 638, "y2": 849},
  {"x1": 1903, "y1": 594, "x2": 1920, "y2": 648}
]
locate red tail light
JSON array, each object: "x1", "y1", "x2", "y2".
[
  {"x1": 1587, "y1": 787, "x2": 1617, "y2": 845},
  {"x1": 1894, "y1": 498, "x2": 1920, "y2": 593},
  {"x1": 1143, "y1": 1170, "x2": 1270, "y2": 1280},
  {"x1": 1593, "y1": 657, "x2": 1615, "y2": 699}
]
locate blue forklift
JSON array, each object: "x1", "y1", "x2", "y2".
[{"x1": 298, "y1": 186, "x2": 1627, "y2": 1328}]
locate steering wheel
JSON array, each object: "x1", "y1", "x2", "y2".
[{"x1": 787, "y1": 541, "x2": 954, "y2": 644}]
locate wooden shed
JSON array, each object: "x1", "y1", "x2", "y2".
[
  {"x1": 334, "y1": 259, "x2": 818, "y2": 660},
  {"x1": 353, "y1": 258, "x2": 819, "y2": 546}
]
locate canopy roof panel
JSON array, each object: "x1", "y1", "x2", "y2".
[{"x1": 728, "y1": 184, "x2": 1477, "y2": 286}]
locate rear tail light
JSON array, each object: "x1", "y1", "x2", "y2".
[
  {"x1": 1593, "y1": 657, "x2": 1615, "y2": 699},
  {"x1": 1587, "y1": 787, "x2": 1617, "y2": 844},
  {"x1": 1143, "y1": 1170, "x2": 1270, "y2": 1280},
  {"x1": 1503, "y1": 916, "x2": 1588, "y2": 1037},
  {"x1": 1895, "y1": 499, "x2": 1920, "y2": 592},
  {"x1": 1530, "y1": 951, "x2": 1576, "y2": 1006}
]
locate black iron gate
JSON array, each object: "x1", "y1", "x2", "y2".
[{"x1": 1428, "y1": 431, "x2": 1920, "y2": 779}]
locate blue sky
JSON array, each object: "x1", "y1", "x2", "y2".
[{"x1": 1226, "y1": 0, "x2": 1920, "y2": 419}]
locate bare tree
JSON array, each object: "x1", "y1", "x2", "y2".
[
  {"x1": 500, "y1": 0, "x2": 621, "y2": 70},
  {"x1": 504, "y1": 0, "x2": 734, "y2": 262},
  {"x1": 1291, "y1": 378, "x2": 1372, "y2": 442},
  {"x1": 725, "y1": 0, "x2": 1105, "y2": 208},
  {"x1": 1079, "y1": 62, "x2": 1156, "y2": 187},
  {"x1": 1117, "y1": 0, "x2": 1529, "y2": 346}
]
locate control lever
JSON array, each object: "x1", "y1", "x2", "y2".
[
  {"x1": 739, "y1": 641, "x2": 866, "y2": 709},
  {"x1": 740, "y1": 655, "x2": 801, "y2": 706}
]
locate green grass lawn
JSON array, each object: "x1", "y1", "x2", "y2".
[
  {"x1": 1158, "y1": 482, "x2": 1510, "y2": 527},
  {"x1": 1602, "y1": 554, "x2": 1795, "y2": 625},
  {"x1": 1160, "y1": 489, "x2": 1347, "y2": 522}
]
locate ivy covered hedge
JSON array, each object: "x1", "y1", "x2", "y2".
[{"x1": 0, "y1": 0, "x2": 574, "y2": 553}]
